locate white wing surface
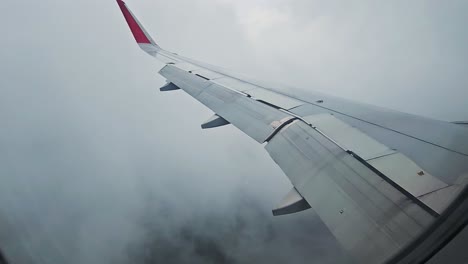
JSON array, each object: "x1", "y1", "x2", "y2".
[{"x1": 116, "y1": 1, "x2": 468, "y2": 263}]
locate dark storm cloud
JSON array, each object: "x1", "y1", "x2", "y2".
[
  {"x1": 126, "y1": 189, "x2": 348, "y2": 264},
  {"x1": 0, "y1": 0, "x2": 467, "y2": 263}
]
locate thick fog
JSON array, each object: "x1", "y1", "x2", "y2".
[{"x1": 0, "y1": 0, "x2": 467, "y2": 263}]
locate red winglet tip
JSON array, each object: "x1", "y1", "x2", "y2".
[{"x1": 117, "y1": 0, "x2": 152, "y2": 44}]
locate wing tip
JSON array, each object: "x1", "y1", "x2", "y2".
[{"x1": 116, "y1": 0, "x2": 155, "y2": 45}]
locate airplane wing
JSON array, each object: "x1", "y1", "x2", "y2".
[{"x1": 116, "y1": 1, "x2": 468, "y2": 263}]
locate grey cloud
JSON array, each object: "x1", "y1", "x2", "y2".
[
  {"x1": 127, "y1": 189, "x2": 348, "y2": 264},
  {"x1": 225, "y1": 0, "x2": 468, "y2": 121}
]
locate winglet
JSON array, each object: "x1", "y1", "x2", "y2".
[{"x1": 116, "y1": 0, "x2": 161, "y2": 55}]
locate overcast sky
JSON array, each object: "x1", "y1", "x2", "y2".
[{"x1": 0, "y1": 0, "x2": 467, "y2": 263}]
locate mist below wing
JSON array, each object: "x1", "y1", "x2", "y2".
[{"x1": 116, "y1": 1, "x2": 468, "y2": 263}]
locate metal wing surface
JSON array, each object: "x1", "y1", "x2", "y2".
[{"x1": 116, "y1": 1, "x2": 468, "y2": 263}]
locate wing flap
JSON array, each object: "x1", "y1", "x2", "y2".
[
  {"x1": 303, "y1": 113, "x2": 450, "y2": 214},
  {"x1": 304, "y1": 113, "x2": 394, "y2": 160},
  {"x1": 265, "y1": 120, "x2": 435, "y2": 263}
]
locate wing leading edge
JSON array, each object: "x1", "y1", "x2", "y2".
[{"x1": 115, "y1": 2, "x2": 468, "y2": 263}]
